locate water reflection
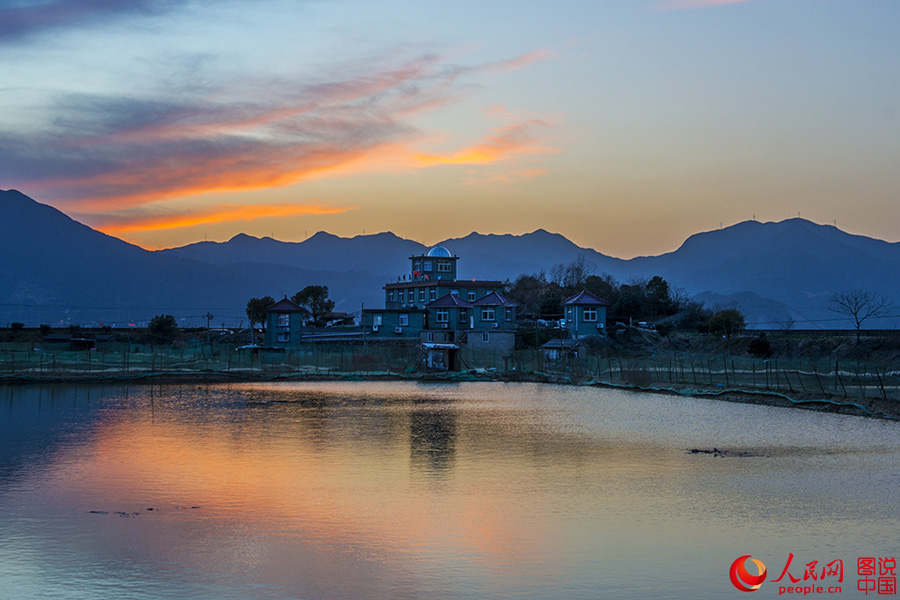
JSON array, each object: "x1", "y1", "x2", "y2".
[
  {"x1": 409, "y1": 401, "x2": 457, "y2": 476},
  {"x1": 0, "y1": 381, "x2": 898, "y2": 600}
]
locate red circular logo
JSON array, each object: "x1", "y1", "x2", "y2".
[{"x1": 730, "y1": 555, "x2": 767, "y2": 592}]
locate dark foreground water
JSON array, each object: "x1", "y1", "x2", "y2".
[{"x1": 0, "y1": 382, "x2": 897, "y2": 599}]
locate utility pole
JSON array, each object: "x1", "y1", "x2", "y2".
[{"x1": 205, "y1": 313, "x2": 213, "y2": 356}]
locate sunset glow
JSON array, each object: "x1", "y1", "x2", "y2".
[
  {"x1": 97, "y1": 203, "x2": 355, "y2": 235},
  {"x1": 0, "y1": 0, "x2": 897, "y2": 256}
]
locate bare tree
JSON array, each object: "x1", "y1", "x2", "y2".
[{"x1": 829, "y1": 289, "x2": 893, "y2": 343}]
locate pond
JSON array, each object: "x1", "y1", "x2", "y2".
[{"x1": 0, "y1": 381, "x2": 897, "y2": 599}]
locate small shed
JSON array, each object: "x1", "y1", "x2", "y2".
[
  {"x1": 418, "y1": 343, "x2": 461, "y2": 372},
  {"x1": 540, "y1": 338, "x2": 585, "y2": 368}
]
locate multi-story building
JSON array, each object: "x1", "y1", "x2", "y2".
[
  {"x1": 562, "y1": 290, "x2": 608, "y2": 339},
  {"x1": 363, "y1": 246, "x2": 518, "y2": 352},
  {"x1": 264, "y1": 297, "x2": 304, "y2": 349}
]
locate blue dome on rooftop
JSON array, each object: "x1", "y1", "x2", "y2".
[{"x1": 427, "y1": 246, "x2": 451, "y2": 257}]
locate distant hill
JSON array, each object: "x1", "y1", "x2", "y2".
[
  {"x1": 627, "y1": 219, "x2": 900, "y2": 328},
  {"x1": 0, "y1": 190, "x2": 385, "y2": 326},
  {"x1": 2, "y1": 189, "x2": 898, "y2": 329}
]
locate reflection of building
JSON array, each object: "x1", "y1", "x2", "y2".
[
  {"x1": 409, "y1": 405, "x2": 456, "y2": 475},
  {"x1": 265, "y1": 297, "x2": 304, "y2": 349},
  {"x1": 363, "y1": 247, "x2": 519, "y2": 359}
]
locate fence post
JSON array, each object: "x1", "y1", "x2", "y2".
[
  {"x1": 794, "y1": 370, "x2": 806, "y2": 392},
  {"x1": 876, "y1": 369, "x2": 888, "y2": 401},
  {"x1": 814, "y1": 366, "x2": 827, "y2": 396},
  {"x1": 783, "y1": 370, "x2": 794, "y2": 394}
]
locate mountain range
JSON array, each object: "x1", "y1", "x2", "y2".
[{"x1": 2, "y1": 189, "x2": 899, "y2": 330}]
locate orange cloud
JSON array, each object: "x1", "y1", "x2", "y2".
[
  {"x1": 413, "y1": 119, "x2": 558, "y2": 167},
  {"x1": 96, "y1": 202, "x2": 354, "y2": 234},
  {"x1": 3, "y1": 48, "x2": 555, "y2": 214}
]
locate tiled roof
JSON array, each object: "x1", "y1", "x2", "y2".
[
  {"x1": 471, "y1": 291, "x2": 519, "y2": 307},
  {"x1": 427, "y1": 293, "x2": 473, "y2": 308},
  {"x1": 266, "y1": 298, "x2": 304, "y2": 312},
  {"x1": 562, "y1": 290, "x2": 609, "y2": 306}
]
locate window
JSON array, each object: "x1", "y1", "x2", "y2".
[
  {"x1": 467, "y1": 290, "x2": 476, "y2": 301},
  {"x1": 373, "y1": 314, "x2": 383, "y2": 326},
  {"x1": 426, "y1": 332, "x2": 434, "y2": 342},
  {"x1": 277, "y1": 314, "x2": 290, "y2": 327},
  {"x1": 429, "y1": 288, "x2": 437, "y2": 301},
  {"x1": 413, "y1": 260, "x2": 421, "y2": 272},
  {"x1": 482, "y1": 308, "x2": 495, "y2": 321},
  {"x1": 505, "y1": 307, "x2": 513, "y2": 321},
  {"x1": 451, "y1": 289, "x2": 459, "y2": 296},
  {"x1": 419, "y1": 289, "x2": 426, "y2": 302},
  {"x1": 423, "y1": 260, "x2": 432, "y2": 272},
  {"x1": 388, "y1": 290, "x2": 395, "y2": 302},
  {"x1": 437, "y1": 261, "x2": 452, "y2": 272},
  {"x1": 584, "y1": 307, "x2": 598, "y2": 322},
  {"x1": 399, "y1": 313, "x2": 409, "y2": 326},
  {"x1": 407, "y1": 290, "x2": 414, "y2": 303},
  {"x1": 482, "y1": 332, "x2": 490, "y2": 343},
  {"x1": 277, "y1": 333, "x2": 290, "y2": 343},
  {"x1": 459, "y1": 309, "x2": 468, "y2": 323},
  {"x1": 436, "y1": 309, "x2": 449, "y2": 323}
]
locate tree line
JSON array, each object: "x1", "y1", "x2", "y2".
[
  {"x1": 505, "y1": 256, "x2": 745, "y2": 336},
  {"x1": 245, "y1": 285, "x2": 336, "y2": 330}
]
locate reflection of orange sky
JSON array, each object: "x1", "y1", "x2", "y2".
[{"x1": 47, "y1": 407, "x2": 563, "y2": 580}]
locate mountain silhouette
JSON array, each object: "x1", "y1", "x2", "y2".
[{"x1": 2, "y1": 189, "x2": 898, "y2": 329}]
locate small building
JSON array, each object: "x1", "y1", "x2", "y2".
[
  {"x1": 426, "y1": 293, "x2": 473, "y2": 334},
  {"x1": 418, "y1": 343, "x2": 461, "y2": 372},
  {"x1": 563, "y1": 290, "x2": 608, "y2": 339},
  {"x1": 365, "y1": 245, "x2": 506, "y2": 335},
  {"x1": 265, "y1": 298, "x2": 304, "y2": 350},
  {"x1": 540, "y1": 338, "x2": 586, "y2": 369}
]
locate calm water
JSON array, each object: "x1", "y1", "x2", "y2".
[{"x1": 0, "y1": 382, "x2": 898, "y2": 599}]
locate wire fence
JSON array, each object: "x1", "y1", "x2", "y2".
[
  {"x1": 1, "y1": 343, "x2": 898, "y2": 401},
  {"x1": 532, "y1": 352, "x2": 900, "y2": 401}
]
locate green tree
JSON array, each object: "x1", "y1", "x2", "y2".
[
  {"x1": 674, "y1": 300, "x2": 713, "y2": 333},
  {"x1": 708, "y1": 309, "x2": 746, "y2": 339},
  {"x1": 148, "y1": 314, "x2": 178, "y2": 344},
  {"x1": 646, "y1": 275, "x2": 675, "y2": 317},
  {"x1": 292, "y1": 285, "x2": 335, "y2": 327},
  {"x1": 507, "y1": 272, "x2": 548, "y2": 317},
  {"x1": 39, "y1": 324, "x2": 52, "y2": 336},
  {"x1": 10, "y1": 322, "x2": 24, "y2": 332},
  {"x1": 583, "y1": 274, "x2": 616, "y2": 305},
  {"x1": 246, "y1": 296, "x2": 275, "y2": 330}
]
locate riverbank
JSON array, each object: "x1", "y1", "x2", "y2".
[{"x1": 3, "y1": 368, "x2": 898, "y2": 421}]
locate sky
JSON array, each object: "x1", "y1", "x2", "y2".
[{"x1": 0, "y1": 0, "x2": 898, "y2": 258}]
